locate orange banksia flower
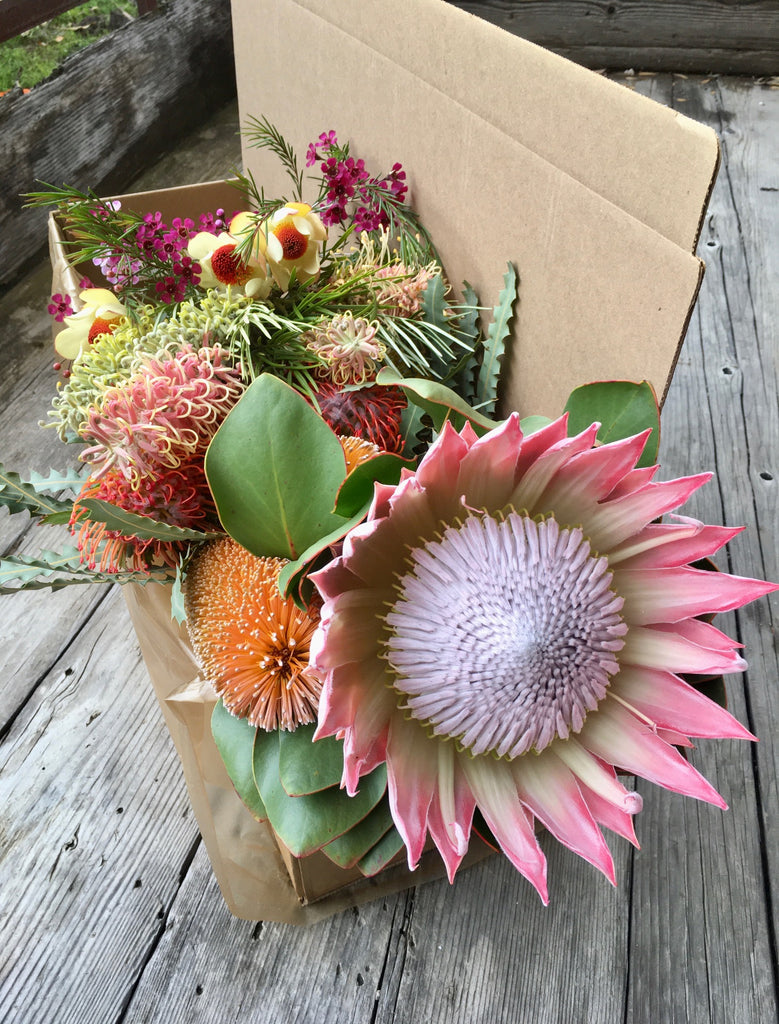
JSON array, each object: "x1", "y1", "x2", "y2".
[{"x1": 185, "y1": 539, "x2": 323, "y2": 731}]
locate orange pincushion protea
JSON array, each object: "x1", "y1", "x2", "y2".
[
  {"x1": 340, "y1": 435, "x2": 381, "y2": 473},
  {"x1": 185, "y1": 539, "x2": 322, "y2": 731}
]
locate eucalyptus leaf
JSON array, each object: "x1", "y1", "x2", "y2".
[
  {"x1": 376, "y1": 368, "x2": 499, "y2": 435},
  {"x1": 278, "y1": 724, "x2": 345, "y2": 795},
  {"x1": 211, "y1": 700, "x2": 267, "y2": 821},
  {"x1": 322, "y1": 799, "x2": 396, "y2": 869},
  {"x1": 252, "y1": 729, "x2": 388, "y2": 857},
  {"x1": 564, "y1": 380, "x2": 660, "y2": 467},
  {"x1": 277, "y1": 505, "x2": 367, "y2": 605},
  {"x1": 357, "y1": 825, "x2": 406, "y2": 877},
  {"x1": 79, "y1": 499, "x2": 224, "y2": 542},
  {"x1": 206, "y1": 374, "x2": 347, "y2": 559},
  {"x1": 333, "y1": 453, "x2": 408, "y2": 518}
]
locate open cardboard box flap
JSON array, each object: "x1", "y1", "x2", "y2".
[{"x1": 231, "y1": 0, "x2": 719, "y2": 417}]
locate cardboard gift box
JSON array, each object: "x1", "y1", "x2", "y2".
[{"x1": 49, "y1": 0, "x2": 719, "y2": 922}]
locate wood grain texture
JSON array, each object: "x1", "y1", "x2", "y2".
[
  {"x1": 0, "y1": 74, "x2": 777, "y2": 1023},
  {"x1": 0, "y1": 0, "x2": 235, "y2": 289},
  {"x1": 447, "y1": 1, "x2": 779, "y2": 72}
]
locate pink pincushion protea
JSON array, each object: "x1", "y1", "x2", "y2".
[
  {"x1": 310, "y1": 414, "x2": 777, "y2": 903},
  {"x1": 80, "y1": 345, "x2": 244, "y2": 485}
]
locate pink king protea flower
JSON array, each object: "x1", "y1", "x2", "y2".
[{"x1": 310, "y1": 414, "x2": 776, "y2": 903}]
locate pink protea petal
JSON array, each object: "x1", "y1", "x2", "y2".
[
  {"x1": 578, "y1": 781, "x2": 641, "y2": 847},
  {"x1": 460, "y1": 755, "x2": 549, "y2": 903},
  {"x1": 507, "y1": 423, "x2": 600, "y2": 513},
  {"x1": 581, "y1": 701, "x2": 728, "y2": 808},
  {"x1": 620, "y1": 623, "x2": 747, "y2": 676},
  {"x1": 615, "y1": 566, "x2": 778, "y2": 624},
  {"x1": 456, "y1": 413, "x2": 524, "y2": 509},
  {"x1": 513, "y1": 414, "x2": 569, "y2": 479},
  {"x1": 610, "y1": 516, "x2": 744, "y2": 568},
  {"x1": 386, "y1": 716, "x2": 438, "y2": 868},
  {"x1": 310, "y1": 558, "x2": 362, "y2": 602},
  {"x1": 553, "y1": 738, "x2": 643, "y2": 815},
  {"x1": 513, "y1": 752, "x2": 616, "y2": 884},
  {"x1": 426, "y1": 747, "x2": 476, "y2": 882},
  {"x1": 539, "y1": 430, "x2": 650, "y2": 514},
  {"x1": 340, "y1": 684, "x2": 392, "y2": 795},
  {"x1": 605, "y1": 464, "x2": 658, "y2": 499},
  {"x1": 414, "y1": 420, "x2": 470, "y2": 494},
  {"x1": 615, "y1": 666, "x2": 756, "y2": 740},
  {"x1": 656, "y1": 728, "x2": 694, "y2": 748},
  {"x1": 585, "y1": 474, "x2": 712, "y2": 550}
]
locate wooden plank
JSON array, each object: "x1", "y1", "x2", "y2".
[
  {"x1": 0, "y1": 0, "x2": 235, "y2": 289},
  {"x1": 0, "y1": 585, "x2": 201, "y2": 1024},
  {"x1": 621, "y1": 72, "x2": 779, "y2": 1024},
  {"x1": 448, "y1": 1, "x2": 779, "y2": 73}
]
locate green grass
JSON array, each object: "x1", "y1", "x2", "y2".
[{"x1": 0, "y1": 2, "x2": 138, "y2": 92}]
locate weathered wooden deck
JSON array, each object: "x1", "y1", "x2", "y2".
[{"x1": 1, "y1": 76, "x2": 777, "y2": 1023}]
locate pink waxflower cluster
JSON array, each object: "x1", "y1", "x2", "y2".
[
  {"x1": 80, "y1": 345, "x2": 245, "y2": 485},
  {"x1": 89, "y1": 208, "x2": 232, "y2": 301},
  {"x1": 306, "y1": 130, "x2": 408, "y2": 230}
]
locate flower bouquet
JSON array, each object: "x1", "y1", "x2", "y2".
[{"x1": 3, "y1": 121, "x2": 774, "y2": 922}]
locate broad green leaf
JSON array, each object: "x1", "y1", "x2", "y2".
[
  {"x1": 333, "y1": 453, "x2": 408, "y2": 518},
  {"x1": 278, "y1": 724, "x2": 345, "y2": 795},
  {"x1": 376, "y1": 368, "x2": 499, "y2": 435},
  {"x1": 78, "y1": 499, "x2": 224, "y2": 542},
  {"x1": 357, "y1": 825, "x2": 406, "y2": 877},
  {"x1": 519, "y1": 415, "x2": 553, "y2": 436},
  {"x1": 277, "y1": 505, "x2": 367, "y2": 606},
  {"x1": 205, "y1": 374, "x2": 347, "y2": 559},
  {"x1": 564, "y1": 380, "x2": 660, "y2": 468},
  {"x1": 477, "y1": 262, "x2": 517, "y2": 415},
  {"x1": 0, "y1": 463, "x2": 77, "y2": 518},
  {"x1": 211, "y1": 700, "x2": 267, "y2": 821},
  {"x1": 322, "y1": 799, "x2": 396, "y2": 869},
  {"x1": 252, "y1": 729, "x2": 387, "y2": 857}
]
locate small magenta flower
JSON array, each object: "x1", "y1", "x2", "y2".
[
  {"x1": 310, "y1": 415, "x2": 777, "y2": 902},
  {"x1": 47, "y1": 293, "x2": 73, "y2": 322}
]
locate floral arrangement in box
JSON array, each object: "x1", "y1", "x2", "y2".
[{"x1": 3, "y1": 121, "x2": 775, "y2": 906}]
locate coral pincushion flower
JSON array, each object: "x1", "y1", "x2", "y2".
[
  {"x1": 185, "y1": 540, "x2": 322, "y2": 731},
  {"x1": 71, "y1": 460, "x2": 213, "y2": 573},
  {"x1": 55, "y1": 288, "x2": 127, "y2": 360},
  {"x1": 80, "y1": 345, "x2": 245, "y2": 485},
  {"x1": 311, "y1": 414, "x2": 776, "y2": 903}
]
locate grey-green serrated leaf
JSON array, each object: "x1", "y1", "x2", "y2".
[
  {"x1": 477, "y1": 263, "x2": 517, "y2": 415},
  {"x1": 78, "y1": 499, "x2": 224, "y2": 542},
  {"x1": 0, "y1": 464, "x2": 77, "y2": 518}
]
